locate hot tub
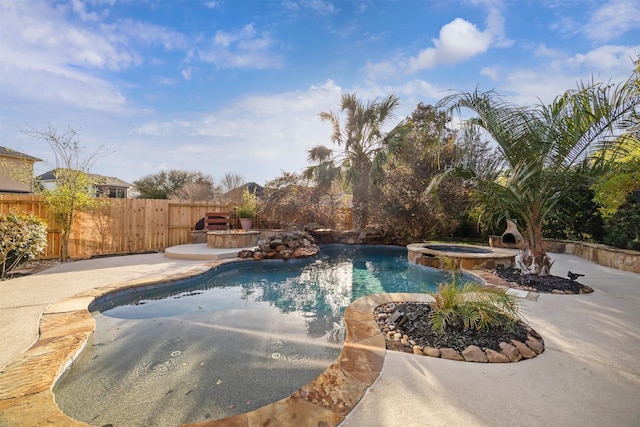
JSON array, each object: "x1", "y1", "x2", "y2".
[{"x1": 407, "y1": 242, "x2": 515, "y2": 270}]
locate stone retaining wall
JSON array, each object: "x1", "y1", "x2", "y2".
[
  {"x1": 490, "y1": 236, "x2": 640, "y2": 274},
  {"x1": 207, "y1": 230, "x2": 260, "y2": 248},
  {"x1": 310, "y1": 229, "x2": 395, "y2": 245},
  {"x1": 542, "y1": 239, "x2": 640, "y2": 274}
]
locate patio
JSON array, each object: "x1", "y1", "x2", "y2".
[{"x1": 0, "y1": 251, "x2": 638, "y2": 426}]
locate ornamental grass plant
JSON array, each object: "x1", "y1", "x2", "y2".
[{"x1": 428, "y1": 279, "x2": 522, "y2": 335}]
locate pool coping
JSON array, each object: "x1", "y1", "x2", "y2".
[
  {"x1": 0, "y1": 259, "x2": 516, "y2": 427},
  {"x1": 407, "y1": 242, "x2": 517, "y2": 270}
]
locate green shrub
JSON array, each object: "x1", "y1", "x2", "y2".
[
  {"x1": 428, "y1": 280, "x2": 522, "y2": 335},
  {"x1": 543, "y1": 184, "x2": 605, "y2": 242},
  {"x1": 603, "y1": 192, "x2": 640, "y2": 251},
  {"x1": 0, "y1": 213, "x2": 48, "y2": 279}
]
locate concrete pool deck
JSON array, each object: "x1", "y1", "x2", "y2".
[{"x1": 1, "y1": 249, "x2": 639, "y2": 426}]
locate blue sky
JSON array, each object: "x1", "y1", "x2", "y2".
[{"x1": 1, "y1": 0, "x2": 639, "y2": 187}]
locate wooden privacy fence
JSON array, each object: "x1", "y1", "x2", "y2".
[{"x1": 0, "y1": 194, "x2": 234, "y2": 260}]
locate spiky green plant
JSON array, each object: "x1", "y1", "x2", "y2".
[{"x1": 428, "y1": 281, "x2": 522, "y2": 335}]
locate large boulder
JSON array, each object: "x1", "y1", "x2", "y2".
[{"x1": 238, "y1": 231, "x2": 320, "y2": 260}]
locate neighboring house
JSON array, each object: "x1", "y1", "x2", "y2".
[
  {"x1": 222, "y1": 182, "x2": 265, "y2": 203},
  {"x1": 36, "y1": 169, "x2": 134, "y2": 198},
  {"x1": 0, "y1": 146, "x2": 42, "y2": 193}
]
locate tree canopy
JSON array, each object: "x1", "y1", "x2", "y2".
[
  {"x1": 25, "y1": 125, "x2": 110, "y2": 261},
  {"x1": 134, "y1": 170, "x2": 217, "y2": 200},
  {"x1": 433, "y1": 71, "x2": 639, "y2": 274},
  {"x1": 305, "y1": 93, "x2": 407, "y2": 229}
]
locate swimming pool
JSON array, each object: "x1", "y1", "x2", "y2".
[{"x1": 53, "y1": 245, "x2": 472, "y2": 426}]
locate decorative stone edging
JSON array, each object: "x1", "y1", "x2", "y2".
[
  {"x1": 366, "y1": 268, "x2": 548, "y2": 363},
  {"x1": 374, "y1": 302, "x2": 545, "y2": 363}
]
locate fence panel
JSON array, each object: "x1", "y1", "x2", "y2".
[
  {"x1": 1, "y1": 195, "x2": 242, "y2": 259},
  {"x1": 1, "y1": 194, "x2": 350, "y2": 259},
  {"x1": 168, "y1": 202, "x2": 234, "y2": 246}
]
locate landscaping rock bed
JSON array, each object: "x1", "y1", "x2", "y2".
[
  {"x1": 238, "y1": 230, "x2": 320, "y2": 260},
  {"x1": 493, "y1": 267, "x2": 594, "y2": 294},
  {"x1": 375, "y1": 302, "x2": 545, "y2": 363}
]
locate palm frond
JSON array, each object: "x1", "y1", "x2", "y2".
[
  {"x1": 307, "y1": 145, "x2": 333, "y2": 163},
  {"x1": 427, "y1": 281, "x2": 522, "y2": 335}
]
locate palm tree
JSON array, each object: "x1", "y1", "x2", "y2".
[
  {"x1": 433, "y1": 74, "x2": 639, "y2": 275},
  {"x1": 305, "y1": 93, "x2": 407, "y2": 229}
]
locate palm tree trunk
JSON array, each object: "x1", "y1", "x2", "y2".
[
  {"x1": 516, "y1": 211, "x2": 554, "y2": 276},
  {"x1": 352, "y1": 186, "x2": 369, "y2": 230},
  {"x1": 351, "y1": 160, "x2": 372, "y2": 230}
]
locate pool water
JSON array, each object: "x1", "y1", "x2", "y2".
[
  {"x1": 53, "y1": 245, "x2": 466, "y2": 426},
  {"x1": 425, "y1": 244, "x2": 492, "y2": 254}
]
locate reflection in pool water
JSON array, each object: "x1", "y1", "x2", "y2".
[{"x1": 54, "y1": 245, "x2": 471, "y2": 426}]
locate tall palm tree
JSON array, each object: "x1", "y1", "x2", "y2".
[
  {"x1": 433, "y1": 74, "x2": 639, "y2": 275},
  {"x1": 305, "y1": 93, "x2": 406, "y2": 229}
]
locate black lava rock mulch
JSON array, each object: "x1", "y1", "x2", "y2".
[
  {"x1": 493, "y1": 267, "x2": 593, "y2": 294},
  {"x1": 389, "y1": 302, "x2": 529, "y2": 353}
]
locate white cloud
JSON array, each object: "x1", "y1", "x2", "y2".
[
  {"x1": 154, "y1": 76, "x2": 179, "y2": 86},
  {"x1": 69, "y1": 0, "x2": 107, "y2": 22},
  {"x1": 534, "y1": 43, "x2": 565, "y2": 59},
  {"x1": 480, "y1": 66, "x2": 499, "y2": 81},
  {"x1": 107, "y1": 19, "x2": 189, "y2": 51},
  {"x1": 407, "y1": 18, "x2": 493, "y2": 73},
  {"x1": 135, "y1": 120, "x2": 193, "y2": 137},
  {"x1": 1, "y1": 2, "x2": 141, "y2": 72},
  {"x1": 181, "y1": 67, "x2": 194, "y2": 80},
  {"x1": 301, "y1": 0, "x2": 336, "y2": 15},
  {"x1": 129, "y1": 81, "x2": 342, "y2": 183},
  {"x1": 484, "y1": 3, "x2": 513, "y2": 48},
  {"x1": 364, "y1": 60, "x2": 397, "y2": 80},
  {"x1": 281, "y1": 1, "x2": 301, "y2": 12},
  {"x1": 549, "y1": 15, "x2": 581, "y2": 38},
  {"x1": 584, "y1": 0, "x2": 640, "y2": 42},
  {"x1": 214, "y1": 24, "x2": 256, "y2": 47},
  {"x1": 500, "y1": 45, "x2": 639, "y2": 105},
  {"x1": 2, "y1": 1, "x2": 186, "y2": 68},
  {"x1": 0, "y1": 0, "x2": 187, "y2": 115},
  {"x1": 282, "y1": 0, "x2": 336, "y2": 15},
  {"x1": 564, "y1": 45, "x2": 640, "y2": 72},
  {"x1": 198, "y1": 24, "x2": 283, "y2": 69},
  {"x1": 389, "y1": 80, "x2": 446, "y2": 115},
  {"x1": 0, "y1": 58, "x2": 131, "y2": 113},
  {"x1": 366, "y1": 2, "x2": 508, "y2": 81}
]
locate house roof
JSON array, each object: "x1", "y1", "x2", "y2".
[
  {"x1": 37, "y1": 169, "x2": 132, "y2": 188},
  {"x1": 0, "y1": 146, "x2": 42, "y2": 162},
  {"x1": 222, "y1": 182, "x2": 264, "y2": 203}
]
